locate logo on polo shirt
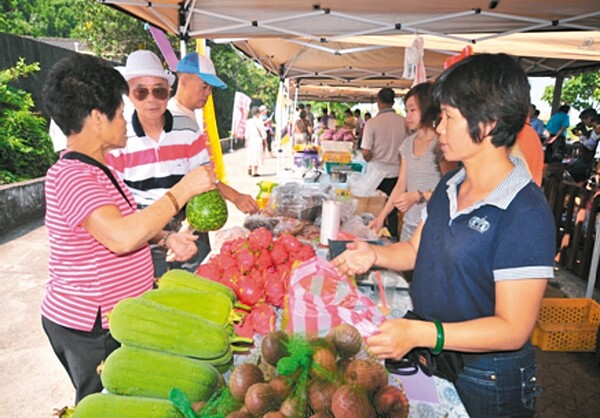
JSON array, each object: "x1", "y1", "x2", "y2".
[{"x1": 468, "y1": 216, "x2": 490, "y2": 233}]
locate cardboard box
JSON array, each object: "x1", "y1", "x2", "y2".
[{"x1": 354, "y1": 195, "x2": 387, "y2": 215}]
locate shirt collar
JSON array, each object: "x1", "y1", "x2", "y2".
[
  {"x1": 131, "y1": 109, "x2": 173, "y2": 138},
  {"x1": 446, "y1": 155, "x2": 532, "y2": 218}
]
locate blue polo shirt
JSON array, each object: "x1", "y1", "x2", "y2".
[
  {"x1": 544, "y1": 112, "x2": 570, "y2": 136},
  {"x1": 411, "y1": 157, "x2": 555, "y2": 322}
]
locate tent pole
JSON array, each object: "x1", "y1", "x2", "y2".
[{"x1": 551, "y1": 75, "x2": 564, "y2": 115}]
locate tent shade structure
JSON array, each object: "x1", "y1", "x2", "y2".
[
  {"x1": 103, "y1": 1, "x2": 600, "y2": 101},
  {"x1": 102, "y1": 1, "x2": 600, "y2": 41}
]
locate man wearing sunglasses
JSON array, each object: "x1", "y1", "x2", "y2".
[{"x1": 107, "y1": 50, "x2": 224, "y2": 277}]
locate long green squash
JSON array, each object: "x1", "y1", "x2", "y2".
[
  {"x1": 109, "y1": 298, "x2": 251, "y2": 359},
  {"x1": 72, "y1": 393, "x2": 181, "y2": 418},
  {"x1": 101, "y1": 345, "x2": 221, "y2": 402},
  {"x1": 141, "y1": 288, "x2": 242, "y2": 326},
  {"x1": 158, "y1": 269, "x2": 236, "y2": 302}
]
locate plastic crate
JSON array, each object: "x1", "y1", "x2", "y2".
[{"x1": 531, "y1": 298, "x2": 600, "y2": 352}]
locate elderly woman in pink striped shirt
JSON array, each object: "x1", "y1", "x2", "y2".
[{"x1": 40, "y1": 53, "x2": 216, "y2": 403}]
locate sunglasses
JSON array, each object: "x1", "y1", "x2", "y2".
[{"x1": 132, "y1": 87, "x2": 169, "y2": 101}]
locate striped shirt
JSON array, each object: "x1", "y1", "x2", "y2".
[
  {"x1": 42, "y1": 158, "x2": 154, "y2": 331},
  {"x1": 106, "y1": 109, "x2": 212, "y2": 207}
]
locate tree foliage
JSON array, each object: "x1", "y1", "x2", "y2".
[
  {"x1": 0, "y1": 0, "x2": 78, "y2": 38},
  {"x1": 0, "y1": 59, "x2": 57, "y2": 184},
  {"x1": 542, "y1": 70, "x2": 600, "y2": 113}
]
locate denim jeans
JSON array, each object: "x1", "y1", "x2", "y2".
[{"x1": 454, "y1": 342, "x2": 541, "y2": 417}]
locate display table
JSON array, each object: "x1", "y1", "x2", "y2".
[
  {"x1": 357, "y1": 281, "x2": 469, "y2": 418},
  {"x1": 227, "y1": 272, "x2": 468, "y2": 418}
]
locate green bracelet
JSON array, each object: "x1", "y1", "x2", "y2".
[{"x1": 431, "y1": 320, "x2": 444, "y2": 355}]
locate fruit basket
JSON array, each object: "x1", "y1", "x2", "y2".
[{"x1": 531, "y1": 298, "x2": 600, "y2": 352}]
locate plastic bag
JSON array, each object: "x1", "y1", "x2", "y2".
[
  {"x1": 269, "y1": 182, "x2": 330, "y2": 221},
  {"x1": 284, "y1": 257, "x2": 385, "y2": 337},
  {"x1": 349, "y1": 162, "x2": 387, "y2": 197},
  {"x1": 341, "y1": 215, "x2": 379, "y2": 241}
]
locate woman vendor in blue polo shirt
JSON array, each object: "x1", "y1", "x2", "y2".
[{"x1": 332, "y1": 53, "x2": 555, "y2": 417}]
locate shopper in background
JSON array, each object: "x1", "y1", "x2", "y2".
[
  {"x1": 360, "y1": 87, "x2": 408, "y2": 239},
  {"x1": 369, "y1": 82, "x2": 454, "y2": 242}
]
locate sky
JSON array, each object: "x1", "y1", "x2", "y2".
[{"x1": 529, "y1": 77, "x2": 554, "y2": 119}]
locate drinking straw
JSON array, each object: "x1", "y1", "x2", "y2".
[{"x1": 375, "y1": 271, "x2": 389, "y2": 313}]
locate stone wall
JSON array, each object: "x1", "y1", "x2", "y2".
[{"x1": 0, "y1": 178, "x2": 45, "y2": 237}]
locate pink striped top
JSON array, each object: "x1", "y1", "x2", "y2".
[{"x1": 42, "y1": 158, "x2": 154, "y2": 331}]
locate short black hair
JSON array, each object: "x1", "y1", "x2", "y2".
[
  {"x1": 377, "y1": 88, "x2": 395, "y2": 105},
  {"x1": 432, "y1": 53, "x2": 530, "y2": 148},
  {"x1": 579, "y1": 108, "x2": 598, "y2": 121},
  {"x1": 558, "y1": 104, "x2": 571, "y2": 114},
  {"x1": 404, "y1": 82, "x2": 437, "y2": 129},
  {"x1": 42, "y1": 54, "x2": 128, "y2": 136}
]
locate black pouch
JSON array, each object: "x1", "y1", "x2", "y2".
[{"x1": 401, "y1": 310, "x2": 465, "y2": 382}]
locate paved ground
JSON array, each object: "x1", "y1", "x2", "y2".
[{"x1": 1, "y1": 144, "x2": 599, "y2": 417}]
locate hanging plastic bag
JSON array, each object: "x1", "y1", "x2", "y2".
[{"x1": 284, "y1": 257, "x2": 385, "y2": 337}]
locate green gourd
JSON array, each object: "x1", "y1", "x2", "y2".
[
  {"x1": 141, "y1": 288, "x2": 242, "y2": 326},
  {"x1": 72, "y1": 393, "x2": 181, "y2": 418},
  {"x1": 109, "y1": 298, "x2": 252, "y2": 360},
  {"x1": 101, "y1": 345, "x2": 221, "y2": 402},
  {"x1": 158, "y1": 268, "x2": 237, "y2": 303}
]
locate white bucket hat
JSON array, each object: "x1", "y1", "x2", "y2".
[{"x1": 121, "y1": 50, "x2": 175, "y2": 86}]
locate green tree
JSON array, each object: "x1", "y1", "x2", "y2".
[
  {"x1": 0, "y1": 59, "x2": 57, "y2": 184},
  {"x1": 0, "y1": 0, "x2": 78, "y2": 38},
  {"x1": 542, "y1": 70, "x2": 600, "y2": 113}
]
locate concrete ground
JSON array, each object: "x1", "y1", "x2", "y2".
[{"x1": 1, "y1": 144, "x2": 599, "y2": 417}]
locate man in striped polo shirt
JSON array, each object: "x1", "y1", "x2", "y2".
[{"x1": 106, "y1": 50, "x2": 257, "y2": 278}]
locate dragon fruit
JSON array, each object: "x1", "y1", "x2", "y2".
[
  {"x1": 278, "y1": 234, "x2": 302, "y2": 252},
  {"x1": 247, "y1": 227, "x2": 273, "y2": 252},
  {"x1": 234, "y1": 316, "x2": 255, "y2": 339},
  {"x1": 236, "y1": 274, "x2": 265, "y2": 306},
  {"x1": 249, "y1": 303, "x2": 277, "y2": 336},
  {"x1": 235, "y1": 249, "x2": 256, "y2": 270},
  {"x1": 270, "y1": 241, "x2": 288, "y2": 264},
  {"x1": 255, "y1": 250, "x2": 273, "y2": 271},
  {"x1": 195, "y1": 263, "x2": 222, "y2": 282}
]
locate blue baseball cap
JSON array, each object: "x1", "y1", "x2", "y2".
[{"x1": 176, "y1": 52, "x2": 227, "y2": 89}]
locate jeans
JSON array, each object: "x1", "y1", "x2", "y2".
[{"x1": 454, "y1": 342, "x2": 541, "y2": 417}]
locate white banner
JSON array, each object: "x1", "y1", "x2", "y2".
[{"x1": 231, "y1": 91, "x2": 251, "y2": 139}]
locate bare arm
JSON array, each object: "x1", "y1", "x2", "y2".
[
  {"x1": 217, "y1": 181, "x2": 259, "y2": 214},
  {"x1": 82, "y1": 165, "x2": 216, "y2": 254},
  {"x1": 370, "y1": 161, "x2": 406, "y2": 230},
  {"x1": 367, "y1": 277, "x2": 547, "y2": 359}
]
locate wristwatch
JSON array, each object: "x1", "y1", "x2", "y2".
[{"x1": 417, "y1": 190, "x2": 426, "y2": 204}]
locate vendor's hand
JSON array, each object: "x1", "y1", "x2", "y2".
[
  {"x1": 330, "y1": 241, "x2": 376, "y2": 276},
  {"x1": 366, "y1": 318, "x2": 421, "y2": 360},
  {"x1": 368, "y1": 216, "x2": 385, "y2": 232},
  {"x1": 179, "y1": 165, "x2": 217, "y2": 199},
  {"x1": 232, "y1": 192, "x2": 259, "y2": 214},
  {"x1": 165, "y1": 232, "x2": 198, "y2": 262},
  {"x1": 393, "y1": 192, "x2": 417, "y2": 213}
]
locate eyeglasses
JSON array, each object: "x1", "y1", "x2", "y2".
[{"x1": 132, "y1": 87, "x2": 169, "y2": 101}]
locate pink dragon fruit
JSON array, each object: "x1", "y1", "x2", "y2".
[
  {"x1": 269, "y1": 241, "x2": 288, "y2": 264},
  {"x1": 195, "y1": 263, "x2": 222, "y2": 282},
  {"x1": 248, "y1": 303, "x2": 277, "y2": 336},
  {"x1": 234, "y1": 316, "x2": 255, "y2": 339},
  {"x1": 277, "y1": 234, "x2": 302, "y2": 252},
  {"x1": 255, "y1": 250, "x2": 273, "y2": 271},
  {"x1": 247, "y1": 227, "x2": 274, "y2": 252},
  {"x1": 236, "y1": 274, "x2": 266, "y2": 306}
]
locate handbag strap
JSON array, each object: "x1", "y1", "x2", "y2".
[{"x1": 62, "y1": 151, "x2": 134, "y2": 209}]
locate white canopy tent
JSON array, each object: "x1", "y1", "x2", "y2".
[{"x1": 102, "y1": 0, "x2": 600, "y2": 102}]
